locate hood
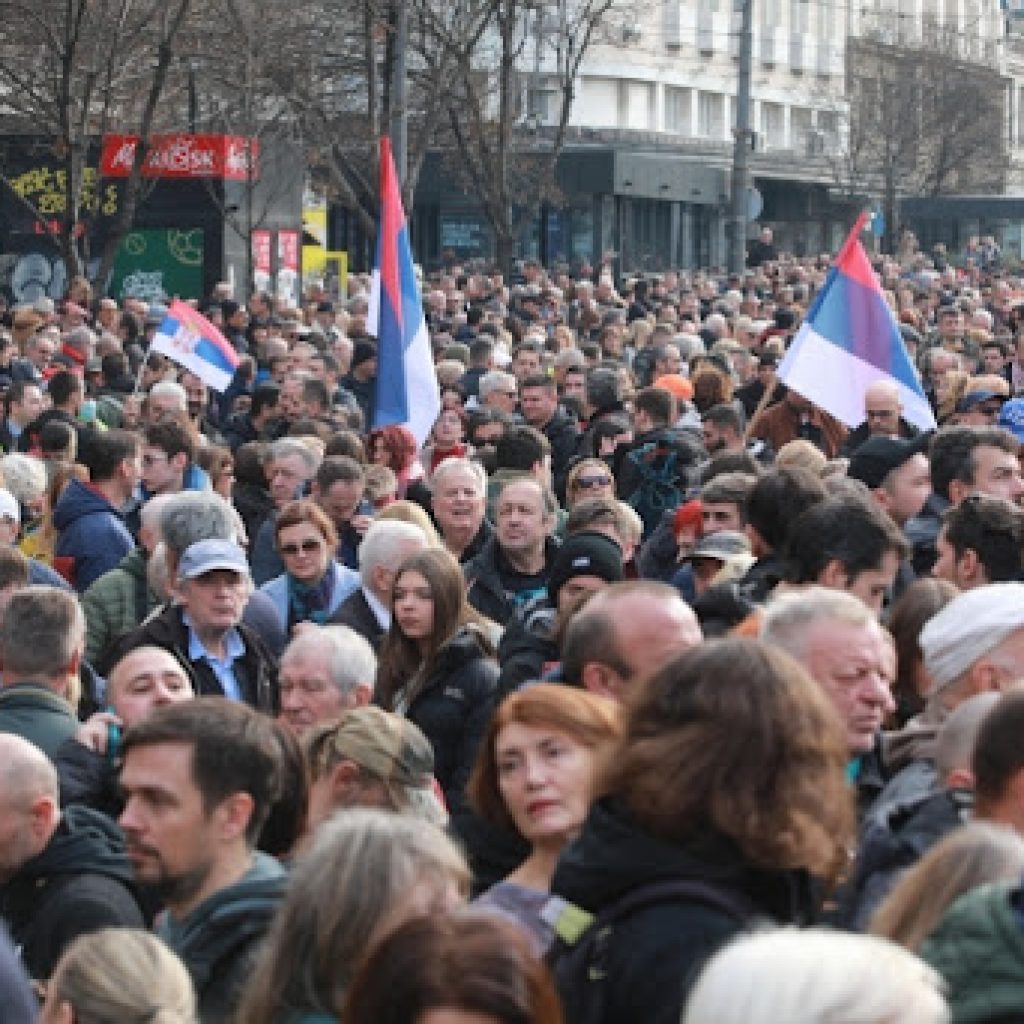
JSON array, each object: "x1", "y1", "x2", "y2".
[
  {"x1": 117, "y1": 545, "x2": 148, "y2": 580},
  {"x1": 922, "y1": 881, "x2": 1024, "y2": 1024},
  {"x1": 53, "y1": 478, "x2": 115, "y2": 531},
  {"x1": 551, "y1": 797, "x2": 815, "y2": 925},
  {"x1": 23, "y1": 804, "x2": 135, "y2": 886},
  {"x1": 883, "y1": 699, "x2": 947, "y2": 773},
  {"x1": 437, "y1": 624, "x2": 494, "y2": 672},
  {"x1": 159, "y1": 852, "x2": 287, "y2": 987}
]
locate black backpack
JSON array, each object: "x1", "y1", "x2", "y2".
[
  {"x1": 547, "y1": 879, "x2": 754, "y2": 1024},
  {"x1": 625, "y1": 440, "x2": 682, "y2": 538}
]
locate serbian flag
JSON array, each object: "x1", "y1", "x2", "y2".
[
  {"x1": 367, "y1": 137, "x2": 439, "y2": 446},
  {"x1": 149, "y1": 300, "x2": 240, "y2": 393},
  {"x1": 778, "y1": 212, "x2": 936, "y2": 431}
]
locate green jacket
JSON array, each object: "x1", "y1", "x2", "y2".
[
  {"x1": 0, "y1": 683, "x2": 79, "y2": 760},
  {"x1": 81, "y1": 548, "x2": 157, "y2": 675},
  {"x1": 921, "y1": 880, "x2": 1024, "y2": 1024}
]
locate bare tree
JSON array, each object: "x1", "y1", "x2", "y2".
[
  {"x1": 440, "y1": 0, "x2": 621, "y2": 273},
  {"x1": 0, "y1": 0, "x2": 194, "y2": 288},
  {"x1": 840, "y1": 23, "x2": 1007, "y2": 252}
]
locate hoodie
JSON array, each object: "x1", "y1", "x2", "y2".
[
  {"x1": 53, "y1": 478, "x2": 135, "y2": 592},
  {"x1": 0, "y1": 804, "x2": 144, "y2": 980},
  {"x1": 158, "y1": 852, "x2": 287, "y2": 1024}
]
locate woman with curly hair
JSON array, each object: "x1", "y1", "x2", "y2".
[{"x1": 549, "y1": 637, "x2": 854, "y2": 1024}]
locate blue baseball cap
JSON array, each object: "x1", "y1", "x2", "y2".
[
  {"x1": 998, "y1": 398, "x2": 1024, "y2": 442},
  {"x1": 178, "y1": 539, "x2": 249, "y2": 580}
]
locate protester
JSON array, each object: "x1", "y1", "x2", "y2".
[
  {"x1": 682, "y1": 929, "x2": 948, "y2": 1024},
  {"x1": 345, "y1": 913, "x2": 563, "y2": 1024},
  {"x1": 329, "y1": 518, "x2": 427, "y2": 648},
  {"x1": 38, "y1": 929, "x2": 196, "y2": 1024},
  {"x1": 118, "y1": 699, "x2": 286, "y2": 1023},
  {"x1": 469, "y1": 684, "x2": 621, "y2": 952},
  {"x1": 261, "y1": 498, "x2": 360, "y2": 633},
  {"x1": 277, "y1": 625, "x2": 375, "y2": 737},
  {"x1": 549, "y1": 638, "x2": 853, "y2": 1024},
  {"x1": 0, "y1": 734, "x2": 144, "y2": 981},
  {"x1": 377, "y1": 547, "x2": 499, "y2": 829},
  {"x1": 239, "y1": 809, "x2": 469, "y2": 1024},
  {"x1": 871, "y1": 821, "x2": 1024, "y2": 953}
]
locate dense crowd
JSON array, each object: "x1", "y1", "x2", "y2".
[{"x1": 3, "y1": 240, "x2": 1024, "y2": 1023}]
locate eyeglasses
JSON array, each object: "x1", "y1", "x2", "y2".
[
  {"x1": 280, "y1": 538, "x2": 322, "y2": 557},
  {"x1": 575, "y1": 475, "x2": 612, "y2": 489}
]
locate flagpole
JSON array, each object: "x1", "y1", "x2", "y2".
[{"x1": 835, "y1": 210, "x2": 871, "y2": 267}]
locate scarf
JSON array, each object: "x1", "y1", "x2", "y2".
[{"x1": 287, "y1": 568, "x2": 335, "y2": 630}]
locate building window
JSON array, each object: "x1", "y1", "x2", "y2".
[
  {"x1": 791, "y1": 106, "x2": 813, "y2": 151},
  {"x1": 761, "y1": 101, "x2": 785, "y2": 149},
  {"x1": 666, "y1": 86, "x2": 693, "y2": 134},
  {"x1": 698, "y1": 91, "x2": 725, "y2": 138}
]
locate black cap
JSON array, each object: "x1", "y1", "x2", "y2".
[
  {"x1": 848, "y1": 434, "x2": 931, "y2": 489},
  {"x1": 547, "y1": 532, "x2": 624, "y2": 604}
]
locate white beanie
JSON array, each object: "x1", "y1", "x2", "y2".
[{"x1": 920, "y1": 583, "x2": 1024, "y2": 694}]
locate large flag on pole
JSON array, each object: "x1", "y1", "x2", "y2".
[
  {"x1": 367, "y1": 137, "x2": 439, "y2": 446},
  {"x1": 149, "y1": 300, "x2": 240, "y2": 393},
  {"x1": 778, "y1": 212, "x2": 936, "y2": 431}
]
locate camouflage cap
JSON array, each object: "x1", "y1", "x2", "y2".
[{"x1": 309, "y1": 706, "x2": 435, "y2": 804}]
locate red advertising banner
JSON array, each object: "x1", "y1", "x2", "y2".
[
  {"x1": 251, "y1": 230, "x2": 272, "y2": 292},
  {"x1": 99, "y1": 134, "x2": 260, "y2": 181},
  {"x1": 276, "y1": 229, "x2": 300, "y2": 303}
]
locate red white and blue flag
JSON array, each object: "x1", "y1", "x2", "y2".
[
  {"x1": 149, "y1": 300, "x2": 240, "y2": 393},
  {"x1": 778, "y1": 212, "x2": 936, "y2": 431},
  {"x1": 367, "y1": 137, "x2": 439, "y2": 446}
]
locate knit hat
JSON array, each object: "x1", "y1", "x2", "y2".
[
  {"x1": 547, "y1": 531, "x2": 624, "y2": 604},
  {"x1": 653, "y1": 374, "x2": 694, "y2": 402},
  {"x1": 920, "y1": 583, "x2": 1024, "y2": 695}
]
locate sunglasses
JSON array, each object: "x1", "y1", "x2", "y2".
[
  {"x1": 280, "y1": 538, "x2": 322, "y2": 557},
  {"x1": 575, "y1": 475, "x2": 612, "y2": 489}
]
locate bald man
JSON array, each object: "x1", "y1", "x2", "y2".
[
  {"x1": 0, "y1": 733, "x2": 143, "y2": 980},
  {"x1": 54, "y1": 646, "x2": 193, "y2": 816},
  {"x1": 843, "y1": 378, "x2": 919, "y2": 455},
  {"x1": 560, "y1": 581, "x2": 703, "y2": 701}
]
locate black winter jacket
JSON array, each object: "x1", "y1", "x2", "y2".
[
  {"x1": 465, "y1": 537, "x2": 559, "y2": 625},
  {"x1": 0, "y1": 805, "x2": 144, "y2": 980},
  {"x1": 550, "y1": 798, "x2": 818, "y2": 1024},
  {"x1": 110, "y1": 603, "x2": 279, "y2": 713},
  {"x1": 401, "y1": 626, "x2": 498, "y2": 828}
]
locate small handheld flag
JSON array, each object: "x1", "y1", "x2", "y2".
[
  {"x1": 367, "y1": 137, "x2": 439, "y2": 446},
  {"x1": 778, "y1": 212, "x2": 936, "y2": 432},
  {"x1": 149, "y1": 300, "x2": 241, "y2": 393}
]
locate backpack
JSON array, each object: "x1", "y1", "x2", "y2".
[
  {"x1": 547, "y1": 879, "x2": 754, "y2": 1024},
  {"x1": 625, "y1": 440, "x2": 682, "y2": 538}
]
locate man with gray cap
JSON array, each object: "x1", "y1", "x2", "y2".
[
  {"x1": 113, "y1": 539, "x2": 278, "y2": 712},
  {"x1": 877, "y1": 582, "x2": 1024, "y2": 818},
  {"x1": 304, "y1": 706, "x2": 444, "y2": 834}
]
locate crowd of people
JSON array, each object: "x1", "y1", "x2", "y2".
[{"x1": 2, "y1": 244, "x2": 1024, "y2": 1022}]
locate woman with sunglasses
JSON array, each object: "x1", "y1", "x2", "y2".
[
  {"x1": 565, "y1": 458, "x2": 615, "y2": 509},
  {"x1": 261, "y1": 498, "x2": 359, "y2": 635}
]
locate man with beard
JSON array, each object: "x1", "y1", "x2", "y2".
[{"x1": 119, "y1": 698, "x2": 285, "y2": 1023}]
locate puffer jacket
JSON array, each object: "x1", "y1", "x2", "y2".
[
  {"x1": 400, "y1": 625, "x2": 499, "y2": 829},
  {"x1": 81, "y1": 547, "x2": 157, "y2": 672},
  {"x1": 922, "y1": 880, "x2": 1024, "y2": 1024}
]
